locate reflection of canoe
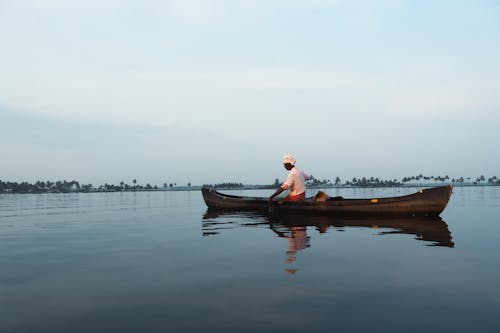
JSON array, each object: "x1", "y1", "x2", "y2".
[
  {"x1": 201, "y1": 186, "x2": 453, "y2": 217},
  {"x1": 202, "y1": 210, "x2": 454, "y2": 247},
  {"x1": 270, "y1": 214, "x2": 454, "y2": 247},
  {"x1": 202, "y1": 211, "x2": 269, "y2": 236}
]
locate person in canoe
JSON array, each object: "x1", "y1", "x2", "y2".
[{"x1": 269, "y1": 154, "x2": 311, "y2": 203}]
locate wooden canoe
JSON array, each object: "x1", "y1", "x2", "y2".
[{"x1": 201, "y1": 185, "x2": 453, "y2": 217}]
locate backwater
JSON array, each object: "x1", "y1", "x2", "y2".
[{"x1": 1, "y1": 186, "x2": 499, "y2": 332}]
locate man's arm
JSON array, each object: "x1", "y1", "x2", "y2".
[
  {"x1": 270, "y1": 172, "x2": 293, "y2": 202},
  {"x1": 269, "y1": 187, "x2": 285, "y2": 202}
]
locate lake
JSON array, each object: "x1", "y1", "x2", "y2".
[{"x1": 1, "y1": 186, "x2": 499, "y2": 333}]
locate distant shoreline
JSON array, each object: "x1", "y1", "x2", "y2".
[
  {"x1": 0, "y1": 182, "x2": 498, "y2": 194},
  {"x1": 2, "y1": 174, "x2": 498, "y2": 194}
]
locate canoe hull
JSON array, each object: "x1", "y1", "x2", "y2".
[{"x1": 201, "y1": 186, "x2": 453, "y2": 217}]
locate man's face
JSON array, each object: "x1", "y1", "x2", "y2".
[{"x1": 283, "y1": 163, "x2": 293, "y2": 170}]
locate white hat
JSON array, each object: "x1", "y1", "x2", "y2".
[{"x1": 282, "y1": 154, "x2": 296, "y2": 165}]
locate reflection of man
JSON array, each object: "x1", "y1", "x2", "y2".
[
  {"x1": 268, "y1": 225, "x2": 310, "y2": 275},
  {"x1": 285, "y1": 226, "x2": 310, "y2": 263},
  {"x1": 269, "y1": 219, "x2": 312, "y2": 273},
  {"x1": 269, "y1": 154, "x2": 311, "y2": 203}
]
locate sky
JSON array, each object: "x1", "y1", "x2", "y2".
[{"x1": 1, "y1": 0, "x2": 499, "y2": 186}]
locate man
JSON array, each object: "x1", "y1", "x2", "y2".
[{"x1": 269, "y1": 154, "x2": 311, "y2": 203}]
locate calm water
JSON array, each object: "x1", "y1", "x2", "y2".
[{"x1": 1, "y1": 187, "x2": 499, "y2": 333}]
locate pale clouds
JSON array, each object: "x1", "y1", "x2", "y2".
[
  {"x1": 0, "y1": 0, "x2": 410, "y2": 28},
  {"x1": 2, "y1": 67, "x2": 498, "y2": 131},
  {"x1": 1, "y1": 0, "x2": 499, "y2": 184},
  {"x1": 389, "y1": 78, "x2": 500, "y2": 118}
]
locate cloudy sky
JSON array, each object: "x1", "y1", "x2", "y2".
[{"x1": 1, "y1": 0, "x2": 499, "y2": 186}]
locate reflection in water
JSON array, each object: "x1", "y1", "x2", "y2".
[
  {"x1": 273, "y1": 225, "x2": 310, "y2": 274},
  {"x1": 202, "y1": 210, "x2": 269, "y2": 236},
  {"x1": 268, "y1": 213, "x2": 455, "y2": 247},
  {"x1": 203, "y1": 210, "x2": 454, "y2": 273}
]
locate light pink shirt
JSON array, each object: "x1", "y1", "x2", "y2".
[{"x1": 281, "y1": 167, "x2": 310, "y2": 196}]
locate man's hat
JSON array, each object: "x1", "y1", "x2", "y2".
[{"x1": 282, "y1": 154, "x2": 296, "y2": 165}]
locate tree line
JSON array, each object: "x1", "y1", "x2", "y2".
[
  {"x1": 1, "y1": 174, "x2": 499, "y2": 194},
  {"x1": 305, "y1": 174, "x2": 500, "y2": 188},
  {"x1": 201, "y1": 182, "x2": 244, "y2": 189},
  {"x1": 0, "y1": 179, "x2": 164, "y2": 194}
]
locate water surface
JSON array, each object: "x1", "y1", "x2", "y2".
[{"x1": 1, "y1": 187, "x2": 499, "y2": 332}]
